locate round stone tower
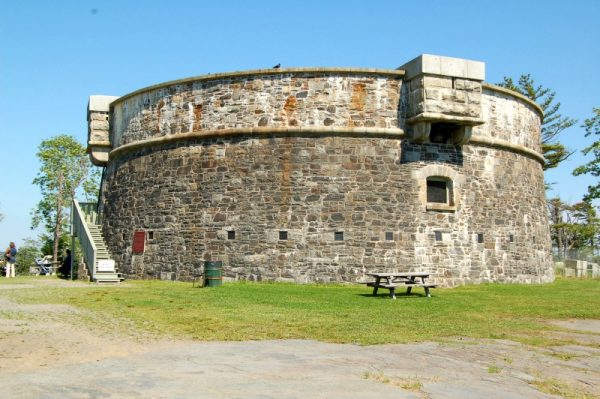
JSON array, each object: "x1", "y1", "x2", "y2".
[{"x1": 87, "y1": 54, "x2": 554, "y2": 286}]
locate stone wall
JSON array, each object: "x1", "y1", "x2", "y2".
[
  {"x1": 111, "y1": 69, "x2": 404, "y2": 147},
  {"x1": 94, "y1": 55, "x2": 554, "y2": 287},
  {"x1": 101, "y1": 135, "x2": 552, "y2": 286},
  {"x1": 563, "y1": 260, "x2": 600, "y2": 278},
  {"x1": 477, "y1": 86, "x2": 542, "y2": 153}
]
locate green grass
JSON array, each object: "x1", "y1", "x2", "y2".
[
  {"x1": 1, "y1": 277, "x2": 598, "y2": 345},
  {"x1": 531, "y1": 377, "x2": 599, "y2": 399}
]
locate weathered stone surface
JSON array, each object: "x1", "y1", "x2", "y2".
[
  {"x1": 94, "y1": 56, "x2": 553, "y2": 287},
  {"x1": 110, "y1": 72, "x2": 403, "y2": 146}
]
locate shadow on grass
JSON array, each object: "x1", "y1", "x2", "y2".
[{"x1": 356, "y1": 293, "x2": 432, "y2": 300}]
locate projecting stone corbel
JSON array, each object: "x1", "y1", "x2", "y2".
[
  {"x1": 399, "y1": 54, "x2": 485, "y2": 145},
  {"x1": 88, "y1": 95, "x2": 119, "y2": 166},
  {"x1": 409, "y1": 121, "x2": 431, "y2": 143}
]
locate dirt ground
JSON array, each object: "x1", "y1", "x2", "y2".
[{"x1": 0, "y1": 279, "x2": 598, "y2": 398}]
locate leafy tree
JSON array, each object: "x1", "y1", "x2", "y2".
[
  {"x1": 498, "y1": 75, "x2": 576, "y2": 170},
  {"x1": 82, "y1": 167, "x2": 102, "y2": 201},
  {"x1": 31, "y1": 135, "x2": 93, "y2": 265},
  {"x1": 548, "y1": 197, "x2": 600, "y2": 258},
  {"x1": 39, "y1": 233, "x2": 70, "y2": 258},
  {"x1": 573, "y1": 108, "x2": 600, "y2": 200},
  {"x1": 15, "y1": 237, "x2": 42, "y2": 275}
]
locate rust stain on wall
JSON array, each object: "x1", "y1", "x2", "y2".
[
  {"x1": 351, "y1": 83, "x2": 366, "y2": 111},
  {"x1": 284, "y1": 96, "x2": 297, "y2": 114},
  {"x1": 193, "y1": 104, "x2": 203, "y2": 131},
  {"x1": 278, "y1": 138, "x2": 292, "y2": 219},
  {"x1": 156, "y1": 99, "x2": 165, "y2": 132},
  {"x1": 283, "y1": 96, "x2": 298, "y2": 126}
]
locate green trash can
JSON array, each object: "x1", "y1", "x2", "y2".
[{"x1": 204, "y1": 260, "x2": 223, "y2": 287}]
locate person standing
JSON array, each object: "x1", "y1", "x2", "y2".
[
  {"x1": 4, "y1": 242, "x2": 17, "y2": 278},
  {"x1": 60, "y1": 248, "x2": 72, "y2": 278}
]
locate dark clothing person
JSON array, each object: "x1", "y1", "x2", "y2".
[{"x1": 60, "y1": 249, "x2": 72, "y2": 278}]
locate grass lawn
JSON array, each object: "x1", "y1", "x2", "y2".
[{"x1": 1, "y1": 277, "x2": 599, "y2": 345}]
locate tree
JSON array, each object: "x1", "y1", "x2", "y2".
[
  {"x1": 548, "y1": 197, "x2": 600, "y2": 259},
  {"x1": 573, "y1": 108, "x2": 600, "y2": 200},
  {"x1": 31, "y1": 135, "x2": 92, "y2": 265},
  {"x1": 82, "y1": 167, "x2": 102, "y2": 201},
  {"x1": 548, "y1": 197, "x2": 567, "y2": 255},
  {"x1": 498, "y1": 75, "x2": 576, "y2": 170},
  {"x1": 15, "y1": 237, "x2": 42, "y2": 276}
]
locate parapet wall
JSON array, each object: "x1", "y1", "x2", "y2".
[
  {"x1": 110, "y1": 68, "x2": 405, "y2": 148},
  {"x1": 91, "y1": 54, "x2": 553, "y2": 286}
]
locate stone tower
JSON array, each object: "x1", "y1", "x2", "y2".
[{"x1": 87, "y1": 54, "x2": 554, "y2": 286}]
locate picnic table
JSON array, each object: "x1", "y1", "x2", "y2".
[{"x1": 363, "y1": 272, "x2": 436, "y2": 299}]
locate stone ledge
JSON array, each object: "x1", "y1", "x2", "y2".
[
  {"x1": 88, "y1": 140, "x2": 112, "y2": 147},
  {"x1": 426, "y1": 203, "x2": 457, "y2": 212},
  {"x1": 106, "y1": 128, "x2": 546, "y2": 166},
  {"x1": 400, "y1": 54, "x2": 485, "y2": 81},
  {"x1": 109, "y1": 127, "x2": 406, "y2": 159},
  {"x1": 88, "y1": 95, "x2": 119, "y2": 113},
  {"x1": 469, "y1": 135, "x2": 545, "y2": 165},
  {"x1": 407, "y1": 113, "x2": 485, "y2": 126}
]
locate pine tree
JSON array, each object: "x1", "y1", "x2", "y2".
[{"x1": 573, "y1": 108, "x2": 600, "y2": 199}]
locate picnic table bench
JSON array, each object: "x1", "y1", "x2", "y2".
[{"x1": 362, "y1": 272, "x2": 436, "y2": 299}]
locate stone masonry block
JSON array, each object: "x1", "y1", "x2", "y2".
[
  {"x1": 425, "y1": 89, "x2": 441, "y2": 101},
  {"x1": 88, "y1": 95, "x2": 119, "y2": 113},
  {"x1": 90, "y1": 131, "x2": 107, "y2": 142},
  {"x1": 467, "y1": 92, "x2": 481, "y2": 104},
  {"x1": 90, "y1": 112, "x2": 109, "y2": 121},
  {"x1": 423, "y1": 75, "x2": 453, "y2": 88},
  {"x1": 90, "y1": 119, "x2": 109, "y2": 131},
  {"x1": 400, "y1": 54, "x2": 485, "y2": 81}
]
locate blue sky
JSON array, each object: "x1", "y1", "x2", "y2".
[{"x1": 1, "y1": 0, "x2": 599, "y2": 248}]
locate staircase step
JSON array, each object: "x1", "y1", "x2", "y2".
[{"x1": 94, "y1": 272, "x2": 121, "y2": 283}]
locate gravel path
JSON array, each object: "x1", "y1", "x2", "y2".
[{"x1": 0, "y1": 279, "x2": 598, "y2": 398}]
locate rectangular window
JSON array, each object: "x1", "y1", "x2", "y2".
[
  {"x1": 148, "y1": 231, "x2": 154, "y2": 240},
  {"x1": 509, "y1": 234, "x2": 514, "y2": 243},
  {"x1": 385, "y1": 232, "x2": 394, "y2": 241},
  {"x1": 279, "y1": 231, "x2": 288, "y2": 240},
  {"x1": 477, "y1": 233, "x2": 484, "y2": 243},
  {"x1": 227, "y1": 231, "x2": 236, "y2": 240},
  {"x1": 435, "y1": 231, "x2": 442, "y2": 241},
  {"x1": 334, "y1": 231, "x2": 344, "y2": 241},
  {"x1": 427, "y1": 180, "x2": 448, "y2": 203}
]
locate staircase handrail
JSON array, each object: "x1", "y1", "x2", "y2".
[{"x1": 72, "y1": 199, "x2": 98, "y2": 281}]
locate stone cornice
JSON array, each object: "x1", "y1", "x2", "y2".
[
  {"x1": 107, "y1": 127, "x2": 545, "y2": 166},
  {"x1": 482, "y1": 83, "x2": 544, "y2": 117},
  {"x1": 407, "y1": 113, "x2": 485, "y2": 126},
  {"x1": 469, "y1": 135, "x2": 545, "y2": 164},
  {"x1": 109, "y1": 127, "x2": 406, "y2": 159},
  {"x1": 88, "y1": 140, "x2": 112, "y2": 148},
  {"x1": 112, "y1": 68, "x2": 406, "y2": 106}
]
